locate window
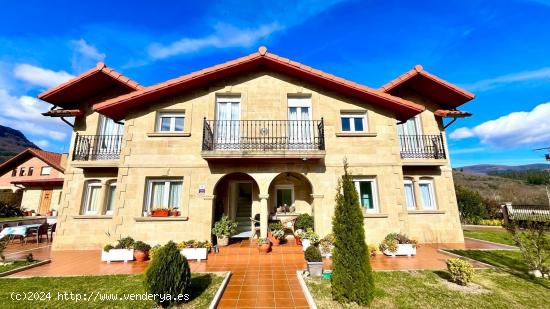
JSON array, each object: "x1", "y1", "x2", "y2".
[
  {"x1": 341, "y1": 113, "x2": 367, "y2": 132},
  {"x1": 275, "y1": 185, "x2": 294, "y2": 208},
  {"x1": 11, "y1": 169, "x2": 16, "y2": 177},
  {"x1": 353, "y1": 178, "x2": 379, "y2": 213},
  {"x1": 419, "y1": 179, "x2": 437, "y2": 210},
  {"x1": 403, "y1": 179, "x2": 416, "y2": 210},
  {"x1": 105, "y1": 182, "x2": 117, "y2": 215},
  {"x1": 19, "y1": 168, "x2": 26, "y2": 176},
  {"x1": 28, "y1": 167, "x2": 34, "y2": 176},
  {"x1": 83, "y1": 181, "x2": 102, "y2": 215},
  {"x1": 145, "y1": 179, "x2": 183, "y2": 212},
  {"x1": 41, "y1": 166, "x2": 51, "y2": 175},
  {"x1": 156, "y1": 112, "x2": 185, "y2": 132}
]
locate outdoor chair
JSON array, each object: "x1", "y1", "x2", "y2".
[
  {"x1": 250, "y1": 214, "x2": 260, "y2": 239},
  {"x1": 48, "y1": 223, "x2": 56, "y2": 242},
  {"x1": 27, "y1": 223, "x2": 49, "y2": 243}
]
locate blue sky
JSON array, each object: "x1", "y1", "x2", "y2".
[{"x1": 0, "y1": 0, "x2": 549, "y2": 166}]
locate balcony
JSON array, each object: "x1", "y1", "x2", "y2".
[
  {"x1": 201, "y1": 119, "x2": 325, "y2": 159},
  {"x1": 72, "y1": 134, "x2": 123, "y2": 162},
  {"x1": 399, "y1": 134, "x2": 446, "y2": 163}
]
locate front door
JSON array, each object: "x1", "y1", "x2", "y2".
[
  {"x1": 39, "y1": 189, "x2": 52, "y2": 215},
  {"x1": 215, "y1": 96, "x2": 241, "y2": 148},
  {"x1": 288, "y1": 97, "x2": 312, "y2": 149}
]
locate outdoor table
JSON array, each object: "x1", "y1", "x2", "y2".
[{"x1": 0, "y1": 224, "x2": 41, "y2": 240}]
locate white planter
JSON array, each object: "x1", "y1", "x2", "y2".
[
  {"x1": 383, "y1": 244, "x2": 416, "y2": 257},
  {"x1": 528, "y1": 270, "x2": 543, "y2": 278},
  {"x1": 307, "y1": 262, "x2": 324, "y2": 277},
  {"x1": 101, "y1": 249, "x2": 134, "y2": 263},
  {"x1": 302, "y1": 239, "x2": 311, "y2": 251},
  {"x1": 180, "y1": 248, "x2": 208, "y2": 261}
]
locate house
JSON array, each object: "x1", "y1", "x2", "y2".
[
  {"x1": 38, "y1": 47, "x2": 473, "y2": 250},
  {"x1": 0, "y1": 148, "x2": 66, "y2": 214}
]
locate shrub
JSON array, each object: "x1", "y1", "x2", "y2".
[
  {"x1": 268, "y1": 222, "x2": 284, "y2": 231},
  {"x1": 303, "y1": 228, "x2": 320, "y2": 245},
  {"x1": 320, "y1": 234, "x2": 334, "y2": 255},
  {"x1": 149, "y1": 245, "x2": 161, "y2": 261},
  {"x1": 295, "y1": 213, "x2": 314, "y2": 231},
  {"x1": 379, "y1": 233, "x2": 416, "y2": 253},
  {"x1": 331, "y1": 160, "x2": 374, "y2": 305},
  {"x1": 456, "y1": 185, "x2": 488, "y2": 223},
  {"x1": 0, "y1": 202, "x2": 24, "y2": 218},
  {"x1": 176, "y1": 240, "x2": 212, "y2": 251},
  {"x1": 446, "y1": 258, "x2": 474, "y2": 285},
  {"x1": 257, "y1": 237, "x2": 270, "y2": 246},
  {"x1": 115, "y1": 237, "x2": 135, "y2": 249},
  {"x1": 305, "y1": 245, "x2": 322, "y2": 262},
  {"x1": 145, "y1": 241, "x2": 191, "y2": 308},
  {"x1": 479, "y1": 219, "x2": 504, "y2": 226},
  {"x1": 368, "y1": 244, "x2": 378, "y2": 257},
  {"x1": 103, "y1": 244, "x2": 114, "y2": 252},
  {"x1": 26, "y1": 253, "x2": 34, "y2": 263},
  {"x1": 211, "y1": 215, "x2": 237, "y2": 237},
  {"x1": 133, "y1": 241, "x2": 151, "y2": 252},
  {"x1": 506, "y1": 222, "x2": 550, "y2": 275},
  {"x1": 0, "y1": 239, "x2": 8, "y2": 261},
  {"x1": 271, "y1": 229, "x2": 285, "y2": 240}
]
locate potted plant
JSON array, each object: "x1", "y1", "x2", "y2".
[
  {"x1": 101, "y1": 237, "x2": 135, "y2": 263},
  {"x1": 305, "y1": 246, "x2": 323, "y2": 277},
  {"x1": 177, "y1": 240, "x2": 212, "y2": 261},
  {"x1": 300, "y1": 228, "x2": 320, "y2": 251},
  {"x1": 379, "y1": 233, "x2": 417, "y2": 257},
  {"x1": 151, "y1": 208, "x2": 170, "y2": 217},
  {"x1": 294, "y1": 229, "x2": 303, "y2": 246},
  {"x1": 212, "y1": 215, "x2": 237, "y2": 247},
  {"x1": 268, "y1": 222, "x2": 285, "y2": 246},
  {"x1": 295, "y1": 213, "x2": 314, "y2": 230},
  {"x1": 133, "y1": 241, "x2": 151, "y2": 262},
  {"x1": 257, "y1": 237, "x2": 271, "y2": 254},
  {"x1": 319, "y1": 234, "x2": 334, "y2": 258}
]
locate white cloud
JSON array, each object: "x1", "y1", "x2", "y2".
[
  {"x1": 450, "y1": 147, "x2": 485, "y2": 154},
  {"x1": 0, "y1": 89, "x2": 69, "y2": 142},
  {"x1": 70, "y1": 39, "x2": 106, "y2": 72},
  {"x1": 450, "y1": 102, "x2": 550, "y2": 148},
  {"x1": 13, "y1": 64, "x2": 74, "y2": 88},
  {"x1": 462, "y1": 67, "x2": 550, "y2": 91},
  {"x1": 148, "y1": 22, "x2": 283, "y2": 59},
  {"x1": 35, "y1": 140, "x2": 50, "y2": 148}
]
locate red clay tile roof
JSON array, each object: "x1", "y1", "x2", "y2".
[
  {"x1": 434, "y1": 109, "x2": 472, "y2": 118},
  {"x1": 11, "y1": 178, "x2": 64, "y2": 186},
  {"x1": 380, "y1": 65, "x2": 475, "y2": 108},
  {"x1": 42, "y1": 109, "x2": 84, "y2": 117},
  {"x1": 93, "y1": 46, "x2": 425, "y2": 122},
  {"x1": 0, "y1": 148, "x2": 65, "y2": 174},
  {"x1": 38, "y1": 62, "x2": 143, "y2": 107}
]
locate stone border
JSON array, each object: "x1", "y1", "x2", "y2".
[
  {"x1": 438, "y1": 249, "x2": 495, "y2": 269},
  {"x1": 464, "y1": 237, "x2": 519, "y2": 250},
  {"x1": 462, "y1": 224, "x2": 504, "y2": 230},
  {"x1": 296, "y1": 270, "x2": 318, "y2": 309},
  {"x1": 0, "y1": 259, "x2": 51, "y2": 277},
  {"x1": 208, "y1": 271, "x2": 231, "y2": 309}
]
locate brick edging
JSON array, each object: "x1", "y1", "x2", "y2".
[
  {"x1": 463, "y1": 237, "x2": 519, "y2": 250},
  {"x1": 296, "y1": 270, "x2": 318, "y2": 309},
  {"x1": 437, "y1": 249, "x2": 495, "y2": 269},
  {"x1": 208, "y1": 271, "x2": 231, "y2": 309}
]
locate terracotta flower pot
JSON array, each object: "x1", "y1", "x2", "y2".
[
  {"x1": 134, "y1": 250, "x2": 149, "y2": 262},
  {"x1": 152, "y1": 209, "x2": 169, "y2": 217},
  {"x1": 295, "y1": 236, "x2": 302, "y2": 246},
  {"x1": 258, "y1": 243, "x2": 271, "y2": 254}
]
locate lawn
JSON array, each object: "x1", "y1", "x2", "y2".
[
  {"x1": 0, "y1": 272, "x2": 224, "y2": 308},
  {"x1": 306, "y1": 269, "x2": 550, "y2": 308},
  {"x1": 0, "y1": 260, "x2": 39, "y2": 275},
  {"x1": 463, "y1": 229, "x2": 516, "y2": 246},
  {"x1": 0, "y1": 217, "x2": 25, "y2": 222}
]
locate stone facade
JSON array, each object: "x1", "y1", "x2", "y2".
[{"x1": 52, "y1": 70, "x2": 464, "y2": 250}]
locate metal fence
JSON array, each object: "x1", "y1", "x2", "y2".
[
  {"x1": 72, "y1": 134, "x2": 123, "y2": 161},
  {"x1": 399, "y1": 134, "x2": 446, "y2": 159}
]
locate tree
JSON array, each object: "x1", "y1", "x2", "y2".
[
  {"x1": 331, "y1": 160, "x2": 374, "y2": 305},
  {"x1": 455, "y1": 185, "x2": 488, "y2": 224}
]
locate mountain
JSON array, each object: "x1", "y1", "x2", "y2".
[
  {"x1": 0, "y1": 125, "x2": 39, "y2": 163},
  {"x1": 455, "y1": 164, "x2": 550, "y2": 175}
]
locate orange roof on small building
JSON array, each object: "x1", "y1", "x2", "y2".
[
  {"x1": 38, "y1": 62, "x2": 143, "y2": 108},
  {"x1": 434, "y1": 109, "x2": 472, "y2": 118},
  {"x1": 0, "y1": 148, "x2": 65, "y2": 174},
  {"x1": 42, "y1": 109, "x2": 84, "y2": 117},
  {"x1": 93, "y1": 46, "x2": 425, "y2": 122},
  {"x1": 380, "y1": 65, "x2": 475, "y2": 108}
]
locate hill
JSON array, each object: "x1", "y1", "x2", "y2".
[
  {"x1": 0, "y1": 125, "x2": 38, "y2": 163},
  {"x1": 453, "y1": 171, "x2": 549, "y2": 206},
  {"x1": 456, "y1": 164, "x2": 550, "y2": 175}
]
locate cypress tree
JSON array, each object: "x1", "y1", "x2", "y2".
[{"x1": 331, "y1": 160, "x2": 375, "y2": 305}]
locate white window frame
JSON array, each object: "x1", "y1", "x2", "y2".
[
  {"x1": 156, "y1": 112, "x2": 185, "y2": 132},
  {"x1": 353, "y1": 177, "x2": 379, "y2": 214},
  {"x1": 41, "y1": 166, "x2": 52, "y2": 176},
  {"x1": 28, "y1": 167, "x2": 34, "y2": 176},
  {"x1": 275, "y1": 185, "x2": 295, "y2": 208},
  {"x1": 418, "y1": 178, "x2": 437, "y2": 210},
  {"x1": 403, "y1": 179, "x2": 416, "y2": 210},
  {"x1": 340, "y1": 113, "x2": 367, "y2": 132},
  {"x1": 83, "y1": 181, "x2": 102, "y2": 215},
  {"x1": 145, "y1": 179, "x2": 183, "y2": 212},
  {"x1": 19, "y1": 167, "x2": 26, "y2": 176},
  {"x1": 105, "y1": 182, "x2": 117, "y2": 215}
]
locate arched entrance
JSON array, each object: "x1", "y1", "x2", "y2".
[
  {"x1": 267, "y1": 172, "x2": 314, "y2": 218},
  {"x1": 212, "y1": 173, "x2": 260, "y2": 238}
]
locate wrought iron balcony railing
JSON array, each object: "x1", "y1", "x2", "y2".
[
  {"x1": 399, "y1": 134, "x2": 446, "y2": 160},
  {"x1": 72, "y1": 133, "x2": 123, "y2": 161},
  {"x1": 202, "y1": 119, "x2": 325, "y2": 151}
]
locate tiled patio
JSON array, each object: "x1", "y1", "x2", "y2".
[{"x1": 3, "y1": 237, "x2": 514, "y2": 308}]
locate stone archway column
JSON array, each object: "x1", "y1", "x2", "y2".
[
  {"x1": 259, "y1": 194, "x2": 269, "y2": 238},
  {"x1": 310, "y1": 194, "x2": 324, "y2": 234},
  {"x1": 97, "y1": 180, "x2": 109, "y2": 215},
  {"x1": 412, "y1": 176, "x2": 422, "y2": 210}
]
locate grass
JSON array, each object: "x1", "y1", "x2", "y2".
[
  {"x1": 0, "y1": 217, "x2": 25, "y2": 222},
  {"x1": 0, "y1": 260, "x2": 39, "y2": 274},
  {"x1": 0, "y1": 272, "x2": 224, "y2": 308},
  {"x1": 306, "y1": 269, "x2": 550, "y2": 308},
  {"x1": 463, "y1": 229, "x2": 516, "y2": 246}
]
